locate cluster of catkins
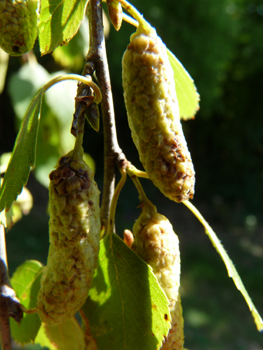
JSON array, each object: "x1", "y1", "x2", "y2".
[{"x1": 35, "y1": 4, "x2": 193, "y2": 350}]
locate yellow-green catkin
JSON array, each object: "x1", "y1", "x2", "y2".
[
  {"x1": 37, "y1": 147, "x2": 100, "y2": 325},
  {"x1": 0, "y1": 0, "x2": 39, "y2": 56},
  {"x1": 122, "y1": 23, "x2": 195, "y2": 202},
  {"x1": 132, "y1": 201, "x2": 184, "y2": 349}
]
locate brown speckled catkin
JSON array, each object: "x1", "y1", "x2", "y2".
[
  {"x1": 37, "y1": 148, "x2": 100, "y2": 325},
  {"x1": 122, "y1": 23, "x2": 195, "y2": 202}
]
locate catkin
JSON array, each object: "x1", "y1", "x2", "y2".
[
  {"x1": 132, "y1": 202, "x2": 184, "y2": 349},
  {"x1": 37, "y1": 147, "x2": 100, "y2": 325},
  {"x1": 0, "y1": 0, "x2": 39, "y2": 56},
  {"x1": 122, "y1": 23, "x2": 195, "y2": 202}
]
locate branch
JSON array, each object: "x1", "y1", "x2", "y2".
[
  {"x1": 0, "y1": 224, "x2": 23, "y2": 350},
  {"x1": 0, "y1": 224, "x2": 11, "y2": 350},
  {"x1": 87, "y1": 0, "x2": 126, "y2": 232}
]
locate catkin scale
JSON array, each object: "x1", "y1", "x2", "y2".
[
  {"x1": 122, "y1": 24, "x2": 195, "y2": 202},
  {"x1": 37, "y1": 148, "x2": 100, "y2": 325},
  {"x1": 0, "y1": 0, "x2": 39, "y2": 56},
  {"x1": 132, "y1": 202, "x2": 184, "y2": 350}
]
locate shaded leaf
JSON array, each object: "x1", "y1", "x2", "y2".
[
  {"x1": 8, "y1": 62, "x2": 50, "y2": 121},
  {"x1": 10, "y1": 260, "x2": 43, "y2": 344},
  {"x1": 167, "y1": 49, "x2": 200, "y2": 120},
  {"x1": 82, "y1": 234, "x2": 171, "y2": 350},
  {"x1": 44, "y1": 317, "x2": 85, "y2": 350},
  {"x1": 0, "y1": 89, "x2": 44, "y2": 212},
  {"x1": 39, "y1": 0, "x2": 89, "y2": 55}
]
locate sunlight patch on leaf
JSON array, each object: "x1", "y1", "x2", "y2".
[
  {"x1": 167, "y1": 49, "x2": 200, "y2": 120},
  {"x1": 10, "y1": 260, "x2": 43, "y2": 344},
  {"x1": 82, "y1": 234, "x2": 171, "y2": 350},
  {"x1": 42, "y1": 317, "x2": 86, "y2": 350},
  {"x1": 39, "y1": 0, "x2": 90, "y2": 55},
  {"x1": 35, "y1": 324, "x2": 57, "y2": 350}
]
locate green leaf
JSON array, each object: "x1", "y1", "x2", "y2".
[
  {"x1": 183, "y1": 200, "x2": 263, "y2": 332},
  {"x1": 34, "y1": 323, "x2": 57, "y2": 350},
  {"x1": 0, "y1": 89, "x2": 44, "y2": 212},
  {"x1": 82, "y1": 234, "x2": 171, "y2": 350},
  {"x1": 10, "y1": 260, "x2": 43, "y2": 344},
  {"x1": 35, "y1": 324, "x2": 57, "y2": 350},
  {"x1": 52, "y1": 15, "x2": 90, "y2": 70},
  {"x1": 39, "y1": 0, "x2": 89, "y2": 55},
  {"x1": 41, "y1": 317, "x2": 86, "y2": 350},
  {"x1": 167, "y1": 49, "x2": 200, "y2": 120},
  {"x1": 0, "y1": 49, "x2": 9, "y2": 94},
  {"x1": 0, "y1": 152, "x2": 12, "y2": 174},
  {"x1": 35, "y1": 318, "x2": 86, "y2": 350},
  {"x1": 8, "y1": 62, "x2": 50, "y2": 121}
]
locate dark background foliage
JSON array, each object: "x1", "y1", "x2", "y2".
[{"x1": 0, "y1": 0, "x2": 262, "y2": 349}]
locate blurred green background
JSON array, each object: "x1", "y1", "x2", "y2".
[{"x1": 0, "y1": 0, "x2": 263, "y2": 349}]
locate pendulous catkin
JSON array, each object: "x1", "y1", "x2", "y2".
[
  {"x1": 37, "y1": 147, "x2": 100, "y2": 325},
  {"x1": 122, "y1": 22, "x2": 195, "y2": 202},
  {"x1": 0, "y1": 0, "x2": 39, "y2": 56},
  {"x1": 132, "y1": 201, "x2": 184, "y2": 349}
]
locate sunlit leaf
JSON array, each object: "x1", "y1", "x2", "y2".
[
  {"x1": 0, "y1": 89, "x2": 44, "y2": 212},
  {"x1": 0, "y1": 153, "x2": 12, "y2": 174},
  {"x1": 35, "y1": 324, "x2": 57, "y2": 350},
  {"x1": 0, "y1": 179, "x2": 33, "y2": 229},
  {"x1": 167, "y1": 49, "x2": 200, "y2": 120},
  {"x1": 44, "y1": 317, "x2": 85, "y2": 350},
  {"x1": 52, "y1": 15, "x2": 90, "y2": 69},
  {"x1": 0, "y1": 48, "x2": 9, "y2": 94},
  {"x1": 39, "y1": 0, "x2": 90, "y2": 55},
  {"x1": 82, "y1": 234, "x2": 171, "y2": 350},
  {"x1": 0, "y1": 153, "x2": 33, "y2": 228},
  {"x1": 10, "y1": 260, "x2": 43, "y2": 344}
]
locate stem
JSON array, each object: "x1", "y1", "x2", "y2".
[
  {"x1": 73, "y1": 104, "x2": 85, "y2": 152},
  {"x1": 122, "y1": 13, "x2": 138, "y2": 27},
  {"x1": 87, "y1": 0, "x2": 126, "y2": 232},
  {"x1": 127, "y1": 164, "x2": 149, "y2": 179},
  {"x1": 107, "y1": 168, "x2": 127, "y2": 235},
  {"x1": 183, "y1": 200, "x2": 263, "y2": 332},
  {"x1": 127, "y1": 169, "x2": 149, "y2": 204},
  {"x1": 0, "y1": 225, "x2": 12, "y2": 350},
  {"x1": 118, "y1": 0, "x2": 143, "y2": 23},
  {"x1": 118, "y1": 0, "x2": 152, "y2": 32},
  {"x1": 128, "y1": 172, "x2": 156, "y2": 216},
  {"x1": 43, "y1": 74, "x2": 101, "y2": 101}
]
